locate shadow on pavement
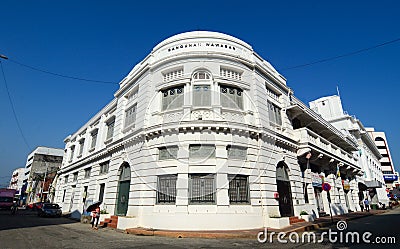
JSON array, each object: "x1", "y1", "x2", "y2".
[{"x1": 0, "y1": 208, "x2": 78, "y2": 231}]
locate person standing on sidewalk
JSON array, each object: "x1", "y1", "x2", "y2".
[
  {"x1": 360, "y1": 200, "x2": 364, "y2": 212},
  {"x1": 364, "y1": 198, "x2": 370, "y2": 212}
]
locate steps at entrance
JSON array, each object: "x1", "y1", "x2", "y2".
[
  {"x1": 289, "y1": 216, "x2": 305, "y2": 224},
  {"x1": 100, "y1": 215, "x2": 119, "y2": 229}
]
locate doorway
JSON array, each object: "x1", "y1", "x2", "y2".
[
  {"x1": 276, "y1": 162, "x2": 294, "y2": 217},
  {"x1": 116, "y1": 162, "x2": 131, "y2": 216}
]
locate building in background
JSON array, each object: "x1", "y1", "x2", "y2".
[
  {"x1": 23, "y1": 147, "x2": 64, "y2": 205},
  {"x1": 309, "y1": 95, "x2": 389, "y2": 207},
  {"x1": 9, "y1": 168, "x2": 25, "y2": 201},
  {"x1": 54, "y1": 31, "x2": 363, "y2": 230},
  {"x1": 366, "y1": 128, "x2": 399, "y2": 192}
]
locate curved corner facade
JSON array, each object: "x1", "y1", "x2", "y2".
[{"x1": 54, "y1": 31, "x2": 365, "y2": 230}]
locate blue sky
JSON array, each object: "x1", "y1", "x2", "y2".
[{"x1": 1, "y1": 0, "x2": 399, "y2": 187}]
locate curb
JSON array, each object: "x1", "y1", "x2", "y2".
[{"x1": 125, "y1": 210, "x2": 388, "y2": 239}]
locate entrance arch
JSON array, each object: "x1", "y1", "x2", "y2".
[
  {"x1": 276, "y1": 161, "x2": 294, "y2": 217},
  {"x1": 116, "y1": 162, "x2": 131, "y2": 216}
]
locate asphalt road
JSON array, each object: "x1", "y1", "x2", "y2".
[{"x1": 0, "y1": 208, "x2": 398, "y2": 249}]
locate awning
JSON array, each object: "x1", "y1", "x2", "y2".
[{"x1": 364, "y1": 180, "x2": 383, "y2": 189}]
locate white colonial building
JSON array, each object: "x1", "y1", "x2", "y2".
[
  {"x1": 309, "y1": 95, "x2": 389, "y2": 207},
  {"x1": 54, "y1": 31, "x2": 363, "y2": 230}
]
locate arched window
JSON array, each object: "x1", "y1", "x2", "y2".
[{"x1": 192, "y1": 71, "x2": 211, "y2": 80}]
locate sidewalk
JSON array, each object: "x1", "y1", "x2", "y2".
[{"x1": 125, "y1": 209, "x2": 389, "y2": 239}]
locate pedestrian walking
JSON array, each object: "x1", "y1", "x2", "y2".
[
  {"x1": 91, "y1": 205, "x2": 101, "y2": 230},
  {"x1": 364, "y1": 198, "x2": 370, "y2": 212},
  {"x1": 359, "y1": 200, "x2": 364, "y2": 212}
]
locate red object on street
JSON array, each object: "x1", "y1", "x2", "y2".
[{"x1": 322, "y1": 182, "x2": 331, "y2": 191}]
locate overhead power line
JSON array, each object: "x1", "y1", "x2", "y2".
[
  {"x1": 7, "y1": 58, "x2": 118, "y2": 85},
  {"x1": 280, "y1": 37, "x2": 400, "y2": 71},
  {"x1": 0, "y1": 60, "x2": 31, "y2": 150}
]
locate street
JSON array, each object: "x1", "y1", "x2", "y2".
[{"x1": 0, "y1": 208, "x2": 398, "y2": 249}]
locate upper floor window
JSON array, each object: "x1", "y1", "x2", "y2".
[
  {"x1": 73, "y1": 172, "x2": 78, "y2": 182},
  {"x1": 227, "y1": 145, "x2": 247, "y2": 160},
  {"x1": 99, "y1": 161, "x2": 109, "y2": 174},
  {"x1": 64, "y1": 175, "x2": 69, "y2": 184},
  {"x1": 163, "y1": 68, "x2": 183, "y2": 82},
  {"x1": 193, "y1": 85, "x2": 211, "y2": 106},
  {"x1": 90, "y1": 129, "x2": 98, "y2": 150},
  {"x1": 106, "y1": 118, "x2": 115, "y2": 141},
  {"x1": 84, "y1": 168, "x2": 91, "y2": 179},
  {"x1": 220, "y1": 85, "x2": 243, "y2": 109},
  {"x1": 189, "y1": 144, "x2": 215, "y2": 159},
  {"x1": 268, "y1": 101, "x2": 282, "y2": 125},
  {"x1": 159, "y1": 146, "x2": 179, "y2": 160},
  {"x1": 220, "y1": 68, "x2": 242, "y2": 80},
  {"x1": 78, "y1": 139, "x2": 85, "y2": 156},
  {"x1": 69, "y1": 146, "x2": 75, "y2": 162},
  {"x1": 162, "y1": 86, "x2": 184, "y2": 111},
  {"x1": 125, "y1": 104, "x2": 137, "y2": 128},
  {"x1": 192, "y1": 71, "x2": 211, "y2": 80}
]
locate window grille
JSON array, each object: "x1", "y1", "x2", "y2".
[
  {"x1": 228, "y1": 175, "x2": 249, "y2": 203},
  {"x1": 163, "y1": 69, "x2": 183, "y2": 82},
  {"x1": 125, "y1": 104, "x2": 137, "y2": 128},
  {"x1": 189, "y1": 144, "x2": 215, "y2": 158},
  {"x1": 159, "y1": 146, "x2": 179, "y2": 160},
  {"x1": 220, "y1": 68, "x2": 242, "y2": 80},
  {"x1": 162, "y1": 86, "x2": 184, "y2": 110},
  {"x1": 157, "y1": 175, "x2": 177, "y2": 204},
  {"x1": 189, "y1": 174, "x2": 215, "y2": 203},
  {"x1": 220, "y1": 85, "x2": 243, "y2": 109},
  {"x1": 227, "y1": 146, "x2": 247, "y2": 160}
]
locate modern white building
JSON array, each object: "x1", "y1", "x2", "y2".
[
  {"x1": 309, "y1": 95, "x2": 389, "y2": 207},
  {"x1": 23, "y1": 146, "x2": 64, "y2": 205},
  {"x1": 54, "y1": 31, "x2": 362, "y2": 230},
  {"x1": 9, "y1": 168, "x2": 25, "y2": 197},
  {"x1": 366, "y1": 128, "x2": 399, "y2": 191}
]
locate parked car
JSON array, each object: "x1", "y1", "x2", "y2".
[
  {"x1": 37, "y1": 203, "x2": 62, "y2": 217},
  {"x1": 27, "y1": 202, "x2": 45, "y2": 210}
]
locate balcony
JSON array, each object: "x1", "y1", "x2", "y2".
[{"x1": 294, "y1": 127, "x2": 359, "y2": 168}]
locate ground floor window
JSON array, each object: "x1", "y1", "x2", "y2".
[
  {"x1": 228, "y1": 175, "x2": 249, "y2": 204},
  {"x1": 189, "y1": 174, "x2": 215, "y2": 204},
  {"x1": 157, "y1": 175, "x2": 177, "y2": 204}
]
